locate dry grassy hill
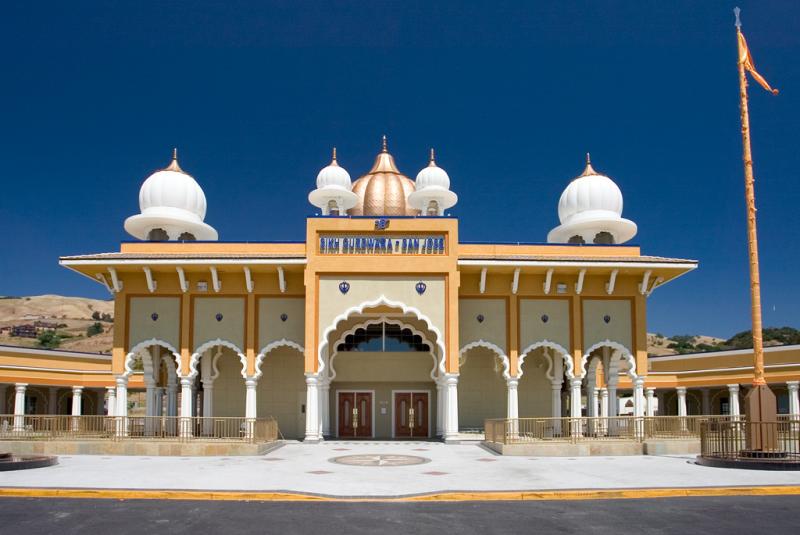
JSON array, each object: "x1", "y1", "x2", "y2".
[
  {"x1": 0, "y1": 295, "x2": 114, "y2": 354},
  {"x1": 647, "y1": 333, "x2": 726, "y2": 356}
]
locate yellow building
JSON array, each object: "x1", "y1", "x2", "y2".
[{"x1": 2, "y1": 141, "x2": 798, "y2": 442}]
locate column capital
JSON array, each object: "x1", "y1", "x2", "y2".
[
  {"x1": 633, "y1": 376, "x2": 646, "y2": 387},
  {"x1": 115, "y1": 375, "x2": 129, "y2": 387},
  {"x1": 676, "y1": 386, "x2": 687, "y2": 395},
  {"x1": 15, "y1": 383, "x2": 28, "y2": 392},
  {"x1": 506, "y1": 377, "x2": 519, "y2": 388},
  {"x1": 245, "y1": 377, "x2": 258, "y2": 388},
  {"x1": 305, "y1": 372, "x2": 320, "y2": 386},
  {"x1": 444, "y1": 372, "x2": 459, "y2": 385},
  {"x1": 569, "y1": 378, "x2": 583, "y2": 388},
  {"x1": 787, "y1": 380, "x2": 800, "y2": 391},
  {"x1": 72, "y1": 386, "x2": 83, "y2": 395},
  {"x1": 646, "y1": 387, "x2": 656, "y2": 395},
  {"x1": 106, "y1": 386, "x2": 116, "y2": 393},
  {"x1": 179, "y1": 377, "x2": 193, "y2": 388},
  {"x1": 727, "y1": 384, "x2": 740, "y2": 393}
]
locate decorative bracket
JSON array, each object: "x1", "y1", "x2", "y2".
[
  {"x1": 143, "y1": 267, "x2": 157, "y2": 293},
  {"x1": 605, "y1": 269, "x2": 618, "y2": 295},
  {"x1": 511, "y1": 268, "x2": 521, "y2": 295},
  {"x1": 176, "y1": 266, "x2": 188, "y2": 293},
  {"x1": 277, "y1": 266, "x2": 286, "y2": 293},
  {"x1": 575, "y1": 269, "x2": 586, "y2": 295},
  {"x1": 210, "y1": 266, "x2": 221, "y2": 293},
  {"x1": 243, "y1": 266, "x2": 254, "y2": 293},
  {"x1": 479, "y1": 267, "x2": 487, "y2": 294},
  {"x1": 543, "y1": 268, "x2": 554, "y2": 295}
]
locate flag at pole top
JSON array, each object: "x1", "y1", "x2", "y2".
[{"x1": 735, "y1": 8, "x2": 779, "y2": 95}]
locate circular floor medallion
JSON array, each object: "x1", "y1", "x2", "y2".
[{"x1": 330, "y1": 454, "x2": 430, "y2": 467}]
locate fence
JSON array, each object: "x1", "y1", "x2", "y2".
[
  {"x1": 484, "y1": 416, "x2": 733, "y2": 445},
  {"x1": 700, "y1": 416, "x2": 800, "y2": 462},
  {"x1": 0, "y1": 415, "x2": 280, "y2": 444}
]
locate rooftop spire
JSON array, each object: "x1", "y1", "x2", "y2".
[
  {"x1": 381, "y1": 134, "x2": 388, "y2": 153},
  {"x1": 429, "y1": 147, "x2": 436, "y2": 166},
  {"x1": 164, "y1": 147, "x2": 184, "y2": 173},
  {"x1": 579, "y1": 152, "x2": 597, "y2": 177},
  {"x1": 332, "y1": 146, "x2": 338, "y2": 162}
]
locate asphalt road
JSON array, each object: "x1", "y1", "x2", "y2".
[{"x1": 0, "y1": 496, "x2": 797, "y2": 534}]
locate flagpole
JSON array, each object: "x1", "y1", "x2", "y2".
[{"x1": 734, "y1": 8, "x2": 766, "y2": 388}]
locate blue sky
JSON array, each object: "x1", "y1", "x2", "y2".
[{"x1": 0, "y1": 1, "x2": 798, "y2": 338}]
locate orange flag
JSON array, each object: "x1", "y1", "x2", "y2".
[{"x1": 738, "y1": 32, "x2": 779, "y2": 94}]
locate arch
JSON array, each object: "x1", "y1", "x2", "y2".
[
  {"x1": 125, "y1": 338, "x2": 181, "y2": 378},
  {"x1": 317, "y1": 295, "x2": 446, "y2": 377},
  {"x1": 459, "y1": 340, "x2": 510, "y2": 380},
  {"x1": 189, "y1": 339, "x2": 247, "y2": 379},
  {"x1": 254, "y1": 338, "x2": 305, "y2": 380},
  {"x1": 329, "y1": 317, "x2": 439, "y2": 381},
  {"x1": 518, "y1": 340, "x2": 573, "y2": 379},
  {"x1": 580, "y1": 339, "x2": 637, "y2": 379}
]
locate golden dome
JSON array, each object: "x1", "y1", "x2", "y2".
[{"x1": 348, "y1": 136, "x2": 420, "y2": 216}]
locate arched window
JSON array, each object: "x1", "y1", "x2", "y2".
[
  {"x1": 147, "y1": 228, "x2": 169, "y2": 241},
  {"x1": 593, "y1": 231, "x2": 615, "y2": 244},
  {"x1": 327, "y1": 200, "x2": 340, "y2": 216},
  {"x1": 178, "y1": 232, "x2": 196, "y2": 241},
  {"x1": 337, "y1": 323, "x2": 430, "y2": 352},
  {"x1": 426, "y1": 200, "x2": 439, "y2": 216},
  {"x1": 568, "y1": 235, "x2": 585, "y2": 244}
]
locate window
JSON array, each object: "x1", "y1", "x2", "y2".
[
  {"x1": 426, "y1": 200, "x2": 439, "y2": 216},
  {"x1": 147, "y1": 228, "x2": 169, "y2": 241},
  {"x1": 593, "y1": 231, "x2": 615, "y2": 244},
  {"x1": 327, "y1": 200, "x2": 340, "y2": 216},
  {"x1": 568, "y1": 235, "x2": 585, "y2": 244},
  {"x1": 337, "y1": 322, "x2": 430, "y2": 352},
  {"x1": 178, "y1": 232, "x2": 196, "y2": 241}
]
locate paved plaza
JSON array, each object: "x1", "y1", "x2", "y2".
[{"x1": 2, "y1": 441, "x2": 800, "y2": 497}]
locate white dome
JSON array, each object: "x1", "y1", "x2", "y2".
[
  {"x1": 124, "y1": 150, "x2": 218, "y2": 241},
  {"x1": 547, "y1": 155, "x2": 636, "y2": 245},
  {"x1": 316, "y1": 148, "x2": 352, "y2": 189},
  {"x1": 415, "y1": 149, "x2": 451, "y2": 190}
]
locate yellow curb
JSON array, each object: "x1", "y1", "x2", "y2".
[{"x1": 1, "y1": 486, "x2": 799, "y2": 502}]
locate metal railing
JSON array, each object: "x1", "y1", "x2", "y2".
[
  {"x1": 0, "y1": 415, "x2": 280, "y2": 444},
  {"x1": 484, "y1": 416, "x2": 731, "y2": 445},
  {"x1": 700, "y1": 416, "x2": 800, "y2": 462}
]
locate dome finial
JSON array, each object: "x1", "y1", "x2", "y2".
[
  {"x1": 332, "y1": 146, "x2": 337, "y2": 161},
  {"x1": 580, "y1": 152, "x2": 597, "y2": 177},
  {"x1": 429, "y1": 148, "x2": 436, "y2": 165},
  {"x1": 381, "y1": 134, "x2": 388, "y2": 153},
  {"x1": 165, "y1": 147, "x2": 183, "y2": 173}
]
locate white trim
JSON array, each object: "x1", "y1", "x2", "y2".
[
  {"x1": 254, "y1": 338, "x2": 305, "y2": 379},
  {"x1": 107, "y1": 267, "x2": 122, "y2": 292},
  {"x1": 60, "y1": 258, "x2": 307, "y2": 266},
  {"x1": 0, "y1": 345, "x2": 111, "y2": 361},
  {"x1": 124, "y1": 339, "x2": 181, "y2": 378},
  {"x1": 0, "y1": 365, "x2": 111, "y2": 375},
  {"x1": 459, "y1": 339, "x2": 510, "y2": 380},
  {"x1": 189, "y1": 339, "x2": 247, "y2": 379},
  {"x1": 606, "y1": 269, "x2": 618, "y2": 295},
  {"x1": 391, "y1": 390, "x2": 432, "y2": 439},
  {"x1": 243, "y1": 267, "x2": 254, "y2": 293},
  {"x1": 317, "y1": 295, "x2": 446, "y2": 378},
  {"x1": 575, "y1": 268, "x2": 586, "y2": 295},
  {"x1": 143, "y1": 267, "x2": 156, "y2": 293},
  {"x1": 518, "y1": 340, "x2": 573, "y2": 379},
  {"x1": 479, "y1": 267, "x2": 487, "y2": 294},
  {"x1": 650, "y1": 344, "x2": 800, "y2": 361},
  {"x1": 334, "y1": 390, "x2": 376, "y2": 439},
  {"x1": 458, "y1": 259, "x2": 698, "y2": 270},
  {"x1": 176, "y1": 267, "x2": 188, "y2": 293},
  {"x1": 543, "y1": 268, "x2": 554, "y2": 294},
  {"x1": 277, "y1": 266, "x2": 286, "y2": 293},
  {"x1": 210, "y1": 266, "x2": 221, "y2": 293},
  {"x1": 580, "y1": 340, "x2": 637, "y2": 379},
  {"x1": 638, "y1": 270, "x2": 652, "y2": 295},
  {"x1": 328, "y1": 317, "x2": 439, "y2": 382},
  {"x1": 511, "y1": 268, "x2": 520, "y2": 295}
]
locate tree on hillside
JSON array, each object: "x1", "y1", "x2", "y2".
[
  {"x1": 86, "y1": 322, "x2": 104, "y2": 337},
  {"x1": 36, "y1": 331, "x2": 61, "y2": 349},
  {"x1": 725, "y1": 327, "x2": 800, "y2": 349}
]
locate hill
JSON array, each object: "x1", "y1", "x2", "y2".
[{"x1": 0, "y1": 295, "x2": 114, "y2": 354}]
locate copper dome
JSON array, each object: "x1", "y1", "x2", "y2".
[{"x1": 348, "y1": 137, "x2": 420, "y2": 216}]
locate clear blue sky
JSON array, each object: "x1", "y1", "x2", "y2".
[{"x1": 0, "y1": 1, "x2": 797, "y2": 339}]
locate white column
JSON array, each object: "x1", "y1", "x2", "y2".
[
  {"x1": 607, "y1": 383, "x2": 618, "y2": 417},
  {"x1": 788, "y1": 381, "x2": 800, "y2": 416},
  {"x1": 48, "y1": 387, "x2": 58, "y2": 415},
  {"x1": 202, "y1": 381, "x2": 214, "y2": 435},
  {"x1": 701, "y1": 388, "x2": 711, "y2": 415},
  {"x1": 443, "y1": 372, "x2": 459, "y2": 441},
  {"x1": 13, "y1": 383, "x2": 27, "y2": 431},
  {"x1": 598, "y1": 387, "x2": 609, "y2": 435},
  {"x1": 167, "y1": 384, "x2": 178, "y2": 416},
  {"x1": 506, "y1": 378, "x2": 519, "y2": 419},
  {"x1": 144, "y1": 380, "x2": 156, "y2": 435},
  {"x1": 105, "y1": 386, "x2": 116, "y2": 416},
  {"x1": 551, "y1": 381, "x2": 563, "y2": 419},
  {"x1": 632, "y1": 377, "x2": 645, "y2": 439},
  {"x1": 154, "y1": 387, "x2": 164, "y2": 417},
  {"x1": 179, "y1": 377, "x2": 194, "y2": 437},
  {"x1": 586, "y1": 386, "x2": 597, "y2": 417},
  {"x1": 320, "y1": 380, "x2": 331, "y2": 437},
  {"x1": 245, "y1": 377, "x2": 257, "y2": 439},
  {"x1": 436, "y1": 380, "x2": 444, "y2": 437},
  {"x1": 70, "y1": 386, "x2": 83, "y2": 431},
  {"x1": 304, "y1": 373, "x2": 321, "y2": 442},
  {"x1": 727, "y1": 384, "x2": 740, "y2": 418},
  {"x1": 646, "y1": 387, "x2": 656, "y2": 417},
  {"x1": 569, "y1": 378, "x2": 583, "y2": 437},
  {"x1": 676, "y1": 387, "x2": 687, "y2": 416},
  {"x1": 115, "y1": 376, "x2": 128, "y2": 437}
]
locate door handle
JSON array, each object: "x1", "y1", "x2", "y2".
[{"x1": 352, "y1": 407, "x2": 358, "y2": 429}]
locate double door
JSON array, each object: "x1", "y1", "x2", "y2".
[
  {"x1": 337, "y1": 392, "x2": 373, "y2": 438},
  {"x1": 394, "y1": 392, "x2": 429, "y2": 438}
]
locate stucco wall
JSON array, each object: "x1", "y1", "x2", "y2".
[
  {"x1": 518, "y1": 347, "x2": 554, "y2": 417},
  {"x1": 520, "y1": 299, "x2": 571, "y2": 354},
  {"x1": 332, "y1": 351, "x2": 435, "y2": 383},
  {"x1": 211, "y1": 349, "x2": 246, "y2": 417},
  {"x1": 458, "y1": 346, "x2": 506, "y2": 429},
  {"x1": 459, "y1": 298, "x2": 507, "y2": 353},
  {"x1": 193, "y1": 297, "x2": 245, "y2": 352},
  {"x1": 256, "y1": 346, "x2": 305, "y2": 439},
  {"x1": 258, "y1": 297, "x2": 305, "y2": 350},
  {"x1": 129, "y1": 297, "x2": 180, "y2": 350},
  {"x1": 582, "y1": 299, "x2": 633, "y2": 352}
]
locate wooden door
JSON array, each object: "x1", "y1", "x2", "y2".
[
  {"x1": 338, "y1": 392, "x2": 372, "y2": 438},
  {"x1": 395, "y1": 392, "x2": 429, "y2": 438}
]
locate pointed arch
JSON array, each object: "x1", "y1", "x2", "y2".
[
  {"x1": 580, "y1": 339, "x2": 637, "y2": 379},
  {"x1": 317, "y1": 295, "x2": 446, "y2": 377},
  {"x1": 459, "y1": 339, "x2": 510, "y2": 380},
  {"x1": 329, "y1": 317, "x2": 439, "y2": 381},
  {"x1": 189, "y1": 339, "x2": 247, "y2": 379},
  {"x1": 125, "y1": 338, "x2": 181, "y2": 378},
  {"x1": 517, "y1": 340, "x2": 573, "y2": 379},
  {"x1": 254, "y1": 338, "x2": 305, "y2": 380}
]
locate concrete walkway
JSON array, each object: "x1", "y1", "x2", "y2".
[{"x1": 2, "y1": 441, "x2": 800, "y2": 497}]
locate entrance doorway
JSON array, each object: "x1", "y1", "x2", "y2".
[
  {"x1": 393, "y1": 392, "x2": 429, "y2": 438},
  {"x1": 337, "y1": 391, "x2": 373, "y2": 438}
]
